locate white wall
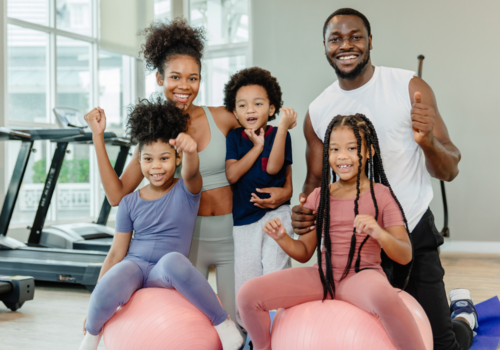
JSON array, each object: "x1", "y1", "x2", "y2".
[{"x1": 252, "y1": 0, "x2": 500, "y2": 243}]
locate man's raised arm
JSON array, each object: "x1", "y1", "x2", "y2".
[{"x1": 409, "y1": 77, "x2": 461, "y2": 182}]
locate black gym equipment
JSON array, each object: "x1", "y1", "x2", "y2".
[
  {"x1": 0, "y1": 128, "x2": 36, "y2": 311},
  {"x1": 0, "y1": 275, "x2": 34, "y2": 311},
  {"x1": 26, "y1": 108, "x2": 131, "y2": 252},
  {"x1": 417, "y1": 55, "x2": 450, "y2": 238},
  {"x1": 42, "y1": 137, "x2": 130, "y2": 252},
  {"x1": 0, "y1": 126, "x2": 109, "y2": 290}
]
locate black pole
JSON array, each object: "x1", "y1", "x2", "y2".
[
  {"x1": 96, "y1": 144, "x2": 130, "y2": 225},
  {"x1": 0, "y1": 140, "x2": 34, "y2": 236},
  {"x1": 27, "y1": 142, "x2": 69, "y2": 246},
  {"x1": 417, "y1": 55, "x2": 450, "y2": 238}
]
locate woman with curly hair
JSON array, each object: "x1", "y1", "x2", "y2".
[
  {"x1": 83, "y1": 18, "x2": 292, "y2": 334},
  {"x1": 79, "y1": 99, "x2": 243, "y2": 350}
]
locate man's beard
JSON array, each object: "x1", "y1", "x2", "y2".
[{"x1": 326, "y1": 51, "x2": 370, "y2": 80}]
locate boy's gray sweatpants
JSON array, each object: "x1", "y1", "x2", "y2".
[{"x1": 233, "y1": 205, "x2": 293, "y2": 326}]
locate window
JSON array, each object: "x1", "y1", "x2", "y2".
[
  {"x1": 190, "y1": 0, "x2": 249, "y2": 45},
  {"x1": 57, "y1": 36, "x2": 92, "y2": 114},
  {"x1": 99, "y1": 51, "x2": 134, "y2": 130},
  {"x1": 155, "y1": 0, "x2": 172, "y2": 20},
  {"x1": 5, "y1": 0, "x2": 138, "y2": 226},
  {"x1": 7, "y1": 0, "x2": 50, "y2": 26},
  {"x1": 198, "y1": 55, "x2": 246, "y2": 106},
  {"x1": 7, "y1": 25, "x2": 49, "y2": 123},
  {"x1": 56, "y1": 0, "x2": 92, "y2": 36},
  {"x1": 189, "y1": 0, "x2": 250, "y2": 106}
]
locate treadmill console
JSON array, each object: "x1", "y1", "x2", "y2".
[{"x1": 53, "y1": 107, "x2": 88, "y2": 129}]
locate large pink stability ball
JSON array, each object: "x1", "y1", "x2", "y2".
[
  {"x1": 271, "y1": 290, "x2": 433, "y2": 350},
  {"x1": 103, "y1": 288, "x2": 222, "y2": 350}
]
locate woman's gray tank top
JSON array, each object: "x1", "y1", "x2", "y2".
[{"x1": 176, "y1": 106, "x2": 230, "y2": 192}]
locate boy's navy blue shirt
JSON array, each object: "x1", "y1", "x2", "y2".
[{"x1": 226, "y1": 126, "x2": 292, "y2": 226}]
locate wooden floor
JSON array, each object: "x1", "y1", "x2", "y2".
[{"x1": 1, "y1": 252, "x2": 499, "y2": 350}]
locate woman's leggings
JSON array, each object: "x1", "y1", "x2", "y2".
[
  {"x1": 85, "y1": 252, "x2": 228, "y2": 335},
  {"x1": 189, "y1": 214, "x2": 237, "y2": 327},
  {"x1": 237, "y1": 266, "x2": 426, "y2": 350}
]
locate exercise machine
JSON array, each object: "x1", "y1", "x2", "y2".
[
  {"x1": 27, "y1": 108, "x2": 131, "y2": 252},
  {"x1": 0, "y1": 275, "x2": 34, "y2": 311},
  {"x1": 0, "y1": 128, "x2": 36, "y2": 310},
  {"x1": 0, "y1": 126, "x2": 108, "y2": 291}
]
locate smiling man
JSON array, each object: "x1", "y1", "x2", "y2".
[{"x1": 292, "y1": 8, "x2": 475, "y2": 350}]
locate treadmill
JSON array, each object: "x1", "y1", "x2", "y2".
[
  {"x1": 26, "y1": 107, "x2": 131, "y2": 252},
  {"x1": 0, "y1": 275, "x2": 34, "y2": 311},
  {"x1": 0, "y1": 128, "x2": 35, "y2": 310},
  {"x1": 0, "y1": 126, "x2": 108, "y2": 291}
]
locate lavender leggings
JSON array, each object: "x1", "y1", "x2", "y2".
[
  {"x1": 85, "y1": 252, "x2": 228, "y2": 335},
  {"x1": 237, "y1": 266, "x2": 426, "y2": 350}
]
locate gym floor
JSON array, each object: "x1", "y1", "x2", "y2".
[{"x1": 1, "y1": 252, "x2": 499, "y2": 350}]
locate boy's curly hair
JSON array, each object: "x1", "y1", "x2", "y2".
[
  {"x1": 140, "y1": 18, "x2": 206, "y2": 77},
  {"x1": 127, "y1": 97, "x2": 189, "y2": 152},
  {"x1": 223, "y1": 67, "x2": 283, "y2": 121}
]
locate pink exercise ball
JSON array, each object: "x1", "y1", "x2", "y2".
[
  {"x1": 103, "y1": 288, "x2": 222, "y2": 350},
  {"x1": 271, "y1": 290, "x2": 433, "y2": 350}
]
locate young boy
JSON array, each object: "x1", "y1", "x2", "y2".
[{"x1": 223, "y1": 67, "x2": 297, "y2": 326}]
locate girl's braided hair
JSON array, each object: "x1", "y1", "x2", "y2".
[{"x1": 316, "y1": 114, "x2": 413, "y2": 300}]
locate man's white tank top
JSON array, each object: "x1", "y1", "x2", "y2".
[{"x1": 309, "y1": 66, "x2": 433, "y2": 232}]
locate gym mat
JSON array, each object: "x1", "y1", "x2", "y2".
[
  {"x1": 242, "y1": 296, "x2": 500, "y2": 350},
  {"x1": 471, "y1": 296, "x2": 500, "y2": 350}
]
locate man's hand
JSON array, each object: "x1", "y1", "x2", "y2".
[
  {"x1": 170, "y1": 132, "x2": 197, "y2": 154},
  {"x1": 411, "y1": 92, "x2": 436, "y2": 147},
  {"x1": 291, "y1": 193, "x2": 316, "y2": 235},
  {"x1": 278, "y1": 107, "x2": 298, "y2": 130},
  {"x1": 354, "y1": 215, "x2": 385, "y2": 241},
  {"x1": 244, "y1": 128, "x2": 265, "y2": 148},
  {"x1": 250, "y1": 187, "x2": 291, "y2": 209},
  {"x1": 263, "y1": 218, "x2": 288, "y2": 241},
  {"x1": 83, "y1": 107, "x2": 107, "y2": 136}
]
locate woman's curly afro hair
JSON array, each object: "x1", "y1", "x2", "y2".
[
  {"x1": 127, "y1": 97, "x2": 190, "y2": 152},
  {"x1": 223, "y1": 67, "x2": 283, "y2": 121},
  {"x1": 140, "y1": 18, "x2": 206, "y2": 77}
]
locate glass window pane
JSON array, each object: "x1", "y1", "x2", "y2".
[
  {"x1": 198, "y1": 55, "x2": 246, "y2": 106},
  {"x1": 56, "y1": 0, "x2": 92, "y2": 36},
  {"x1": 8, "y1": 25, "x2": 49, "y2": 123},
  {"x1": 10, "y1": 140, "x2": 49, "y2": 225},
  {"x1": 50, "y1": 144, "x2": 92, "y2": 221},
  {"x1": 190, "y1": 0, "x2": 248, "y2": 46},
  {"x1": 155, "y1": 0, "x2": 171, "y2": 20},
  {"x1": 99, "y1": 50, "x2": 132, "y2": 130},
  {"x1": 57, "y1": 36, "x2": 91, "y2": 113},
  {"x1": 145, "y1": 70, "x2": 164, "y2": 101},
  {"x1": 9, "y1": 142, "x2": 93, "y2": 224},
  {"x1": 7, "y1": 0, "x2": 49, "y2": 26}
]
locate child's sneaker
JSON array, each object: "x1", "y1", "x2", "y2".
[
  {"x1": 449, "y1": 288, "x2": 478, "y2": 331},
  {"x1": 214, "y1": 317, "x2": 244, "y2": 350}
]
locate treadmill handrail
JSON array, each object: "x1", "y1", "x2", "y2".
[
  {"x1": 0, "y1": 140, "x2": 34, "y2": 237},
  {"x1": 0, "y1": 127, "x2": 30, "y2": 140}
]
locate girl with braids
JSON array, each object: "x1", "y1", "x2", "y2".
[
  {"x1": 83, "y1": 18, "x2": 292, "y2": 337},
  {"x1": 79, "y1": 98, "x2": 243, "y2": 350},
  {"x1": 237, "y1": 114, "x2": 426, "y2": 350}
]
